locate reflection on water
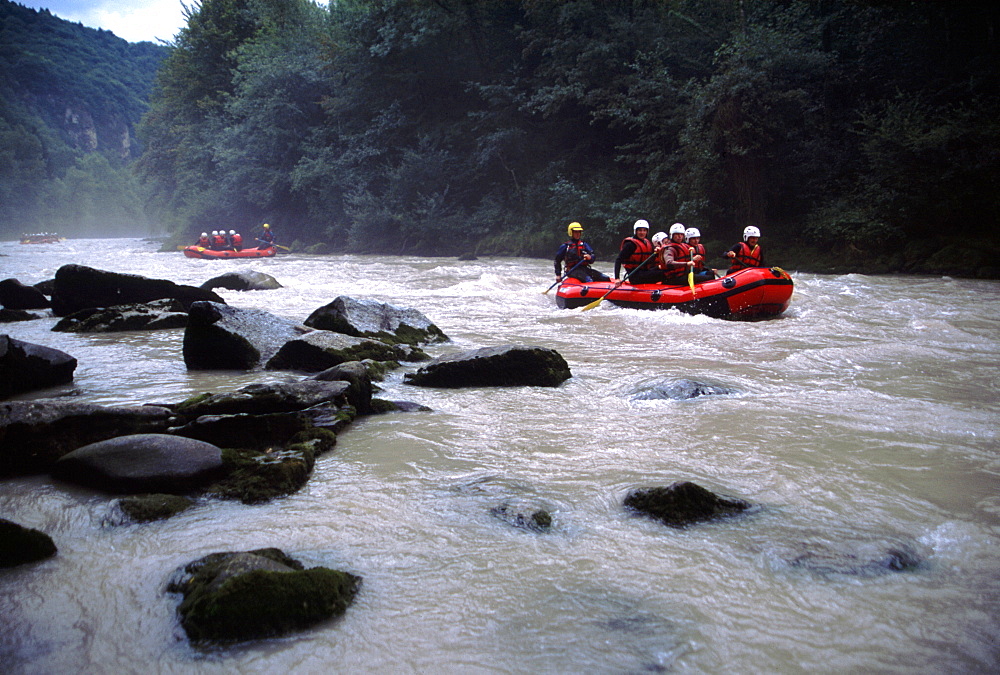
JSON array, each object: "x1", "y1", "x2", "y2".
[{"x1": 1, "y1": 239, "x2": 999, "y2": 673}]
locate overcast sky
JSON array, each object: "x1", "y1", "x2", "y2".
[{"x1": 19, "y1": 0, "x2": 188, "y2": 43}]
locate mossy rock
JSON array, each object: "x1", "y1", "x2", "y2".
[
  {"x1": 208, "y1": 445, "x2": 316, "y2": 504},
  {"x1": 171, "y1": 548, "x2": 361, "y2": 643},
  {"x1": 0, "y1": 518, "x2": 57, "y2": 567},
  {"x1": 362, "y1": 359, "x2": 400, "y2": 381},
  {"x1": 624, "y1": 481, "x2": 752, "y2": 528},
  {"x1": 117, "y1": 494, "x2": 194, "y2": 523}
]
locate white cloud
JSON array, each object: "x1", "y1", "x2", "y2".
[{"x1": 20, "y1": 1, "x2": 188, "y2": 44}]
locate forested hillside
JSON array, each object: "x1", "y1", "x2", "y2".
[
  {"x1": 0, "y1": 0, "x2": 167, "y2": 238},
  {"x1": 139, "y1": 0, "x2": 999, "y2": 277}
]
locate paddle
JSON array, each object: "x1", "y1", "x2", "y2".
[
  {"x1": 580, "y1": 251, "x2": 658, "y2": 312},
  {"x1": 543, "y1": 259, "x2": 586, "y2": 295},
  {"x1": 257, "y1": 238, "x2": 290, "y2": 251}
]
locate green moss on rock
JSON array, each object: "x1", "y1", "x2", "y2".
[
  {"x1": 208, "y1": 446, "x2": 316, "y2": 504},
  {"x1": 118, "y1": 494, "x2": 194, "y2": 522},
  {"x1": 172, "y1": 549, "x2": 361, "y2": 642}
]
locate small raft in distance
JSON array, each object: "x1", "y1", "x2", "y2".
[
  {"x1": 555, "y1": 266, "x2": 794, "y2": 320},
  {"x1": 182, "y1": 245, "x2": 276, "y2": 259}
]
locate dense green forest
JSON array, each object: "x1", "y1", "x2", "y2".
[
  {"x1": 3, "y1": 1, "x2": 999, "y2": 277},
  {"x1": 0, "y1": 0, "x2": 166, "y2": 238}
]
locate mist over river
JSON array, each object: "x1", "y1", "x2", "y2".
[{"x1": 1, "y1": 238, "x2": 998, "y2": 673}]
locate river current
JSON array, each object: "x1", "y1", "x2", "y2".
[{"x1": 1, "y1": 238, "x2": 998, "y2": 673}]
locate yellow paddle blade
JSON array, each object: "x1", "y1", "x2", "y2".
[{"x1": 580, "y1": 297, "x2": 604, "y2": 311}]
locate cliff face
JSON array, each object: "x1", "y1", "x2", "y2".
[{"x1": 1, "y1": 1, "x2": 168, "y2": 165}]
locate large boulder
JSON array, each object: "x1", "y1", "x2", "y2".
[
  {"x1": 0, "y1": 518, "x2": 57, "y2": 568},
  {"x1": 183, "y1": 302, "x2": 306, "y2": 370},
  {"x1": 0, "y1": 335, "x2": 77, "y2": 399},
  {"x1": 200, "y1": 271, "x2": 283, "y2": 292},
  {"x1": 172, "y1": 380, "x2": 352, "y2": 417},
  {"x1": 169, "y1": 412, "x2": 317, "y2": 451},
  {"x1": 266, "y1": 330, "x2": 409, "y2": 373},
  {"x1": 51, "y1": 434, "x2": 224, "y2": 494},
  {"x1": 310, "y1": 361, "x2": 373, "y2": 414},
  {"x1": 50, "y1": 264, "x2": 223, "y2": 316},
  {"x1": 0, "y1": 278, "x2": 50, "y2": 309},
  {"x1": 167, "y1": 381, "x2": 353, "y2": 450},
  {"x1": 304, "y1": 296, "x2": 448, "y2": 345},
  {"x1": 167, "y1": 548, "x2": 361, "y2": 643},
  {"x1": 404, "y1": 345, "x2": 571, "y2": 388},
  {"x1": 0, "y1": 400, "x2": 174, "y2": 477},
  {"x1": 52, "y1": 299, "x2": 188, "y2": 333},
  {"x1": 624, "y1": 481, "x2": 752, "y2": 528},
  {"x1": 0, "y1": 308, "x2": 43, "y2": 323}
]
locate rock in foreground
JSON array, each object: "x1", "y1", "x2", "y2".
[
  {"x1": 404, "y1": 345, "x2": 571, "y2": 388},
  {"x1": 183, "y1": 302, "x2": 305, "y2": 370},
  {"x1": 0, "y1": 335, "x2": 77, "y2": 398},
  {"x1": 51, "y1": 434, "x2": 224, "y2": 494},
  {"x1": 624, "y1": 481, "x2": 752, "y2": 528},
  {"x1": 0, "y1": 518, "x2": 57, "y2": 568},
  {"x1": 0, "y1": 401, "x2": 173, "y2": 477},
  {"x1": 168, "y1": 548, "x2": 361, "y2": 642}
]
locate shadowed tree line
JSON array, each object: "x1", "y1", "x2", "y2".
[{"x1": 4, "y1": 1, "x2": 998, "y2": 276}]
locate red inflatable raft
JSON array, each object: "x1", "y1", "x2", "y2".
[
  {"x1": 555, "y1": 267, "x2": 793, "y2": 320},
  {"x1": 182, "y1": 245, "x2": 276, "y2": 259}
]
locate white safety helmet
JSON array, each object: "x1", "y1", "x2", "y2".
[
  {"x1": 743, "y1": 226, "x2": 761, "y2": 241},
  {"x1": 211, "y1": 230, "x2": 218, "y2": 236},
  {"x1": 685, "y1": 227, "x2": 701, "y2": 239},
  {"x1": 633, "y1": 219, "x2": 649, "y2": 232},
  {"x1": 229, "y1": 229, "x2": 236, "y2": 235},
  {"x1": 201, "y1": 232, "x2": 208, "y2": 237},
  {"x1": 651, "y1": 231, "x2": 667, "y2": 245},
  {"x1": 669, "y1": 223, "x2": 686, "y2": 236}
]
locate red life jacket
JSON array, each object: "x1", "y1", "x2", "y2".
[
  {"x1": 261, "y1": 230, "x2": 274, "y2": 243},
  {"x1": 690, "y1": 242, "x2": 706, "y2": 271},
  {"x1": 212, "y1": 234, "x2": 226, "y2": 248},
  {"x1": 620, "y1": 236, "x2": 654, "y2": 272},
  {"x1": 657, "y1": 242, "x2": 691, "y2": 277},
  {"x1": 197, "y1": 236, "x2": 210, "y2": 247},
  {"x1": 231, "y1": 233, "x2": 242, "y2": 247},
  {"x1": 729, "y1": 242, "x2": 762, "y2": 271},
  {"x1": 563, "y1": 240, "x2": 589, "y2": 270}
]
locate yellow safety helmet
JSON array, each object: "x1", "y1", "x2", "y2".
[
  {"x1": 567, "y1": 222, "x2": 583, "y2": 237},
  {"x1": 263, "y1": 223, "x2": 270, "y2": 229}
]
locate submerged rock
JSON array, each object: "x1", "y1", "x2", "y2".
[
  {"x1": 51, "y1": 264, "x2": 222, "y2": 316},
  {"x1": 0, "y1": 518, "x2": 57, "y2": 568},
  {"x1": 0, "y1": 335, "x2": 77, "y2": 398},
  {"x1": 200, "y1": 271, "x2": 282, "y2": 292},
  {"x1": 762, "y1": 533, "x2": 923, "y2": 576},
  {"x1": 51, "y1": 434, "x2": 224, "y2": 494},
  {"x1": 0, "y1": 400, "x2": 174, "y2": 477},
  {"x1": 404, "y1": 345, "x2": 571, "y2": 388},
  {"x1": 624, "y1": 481, "x2": 752, "y2": 528},
  {"x1": 116, "y1": 494, "x2": 194, "y2": 523},
  {"x1": 167, "y1": 547, "x2": 361, "y2": 643},
  {"x1": 52, "y1": 299, "x2": 188, "y2": 333},
  {"x1": 304, "y1": 296, "x2": 448, "y2": 346},
  {"x1": 183, "y1": 301, "x2": 306, "y2": 370},
  {"x1": 630, "y1": 378, "x2": 739, "y2": 401}
]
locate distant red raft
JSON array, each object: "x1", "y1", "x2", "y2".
[
  {"x1": 555, "y1": 266, "x2": 794, "y2": 320},
  {"x1": 182, "y1": 245, "x2": 276, "y2": 259}
]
